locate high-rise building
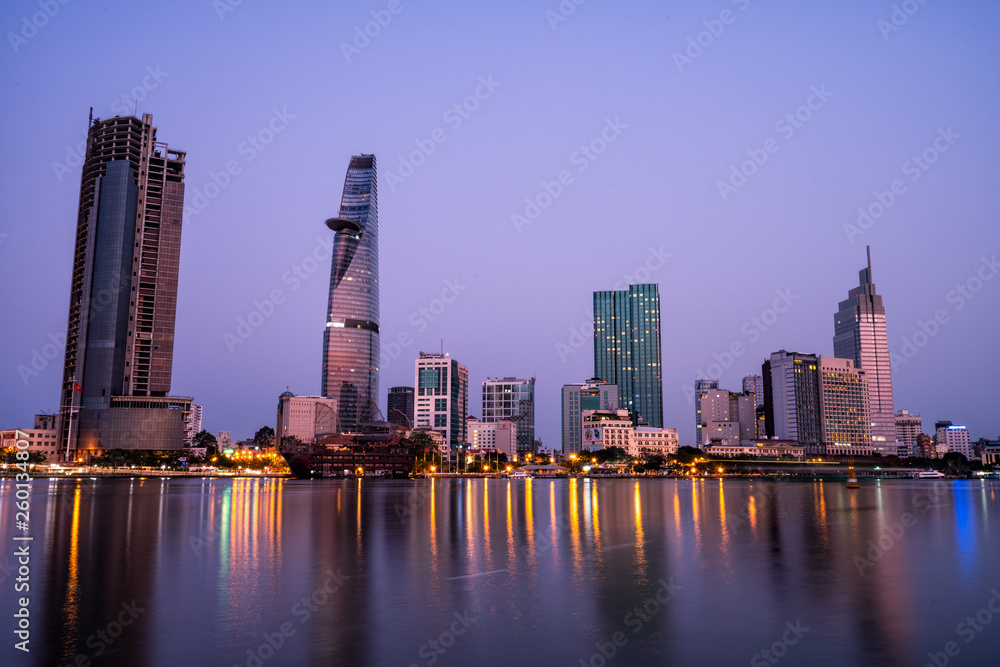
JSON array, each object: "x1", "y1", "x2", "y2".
[
  {"x1": 934, "y1": 421, "x2": 972, "y2": 459},
  {"x1": 834, "y1": 247, "x2": 895, "y2": 455},
  {"x1": 561, "y1": 378, "x2": 619, "y2": 455},
  {"x1": 387, "y1": 386, "x2": 414, "y2": 428},
  {"x1": 276, "y1": 392, "x2": 338, "y2": 446},
  {"x1": 817, "y1": 356, "x2": 871, "y2": 456},
  {"x1": 700, "y1": 389, "x2": 741, "y2": 445},
  {"x1": 694, "y1": 378, "x2": 719, "y2": 447},
  {"x1": 466, "y1": 416, "x2": 517, "y2": 460},
  {"x1": 594, "y1": 284, "x2": 663, "y2": 427},
  {"x1": 742, "y1": 374, "x2": 766, "y2": 439},
  {"x1": 321, "y1": 155, "x2": 380, "y2": 433},
  {"x1": 414, "y1": 352, "x2": 468, "y2": 453},
  {"x1": 895, "y1": 409, "x2": 922, "y2": 458},
  {"x1": 764, "y1": 351, "x2": 871, "y2": 455},
  {"x1": 58, "y1": 112, "x2": 191, "y2": 457},
  {"x1": 482, "y1": 377, "x2": 535, "y2": 455},
  {"x1": 185, "y1": 404, "x2": 203, "y2": 446}
]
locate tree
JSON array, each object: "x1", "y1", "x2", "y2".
[
  {"x1": 194, "y1": 430, "x2": 218, "y2": 454},
  {"x1": 402, "y1": 431, "x2": 439, "y2": 451},
  {"x1": 253, "y1": 426, "x2": 275, "y2": 449},
  {"x1": 675, "y1": 446, "x2": 704, "y2": 465}
]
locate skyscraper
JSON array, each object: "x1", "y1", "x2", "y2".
[
  {"x1": 59, "y1": 112, "x2": 191, "y2": 457},
  {"x1": 387, "y1": 386, "x2": 414, "y2": 428},
  {"x1": 482, "y1": 377, "x2": 535, "y2": 455},
  {"x1": 561, "y1": 378, "x2": 619, "y2": 455},
  {"x1": 414, "y1": 352, "x2": 468, "y2": 453},
  {"x1": 321, "y1": 155, "x2": 380, "y2": 433},
  {"x1": 593, "y1": 283, "x2": 663, "y2": 427},
  {"x1": 742, "y1": 374, "x2": 766, "y2": 439},
  {"x1": 834, "y1": 246, "x2": 895, "y2": 455}
]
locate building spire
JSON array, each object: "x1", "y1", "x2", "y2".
[{"x1": 866, "y1": 245, "x2": 872, "y2": 283}]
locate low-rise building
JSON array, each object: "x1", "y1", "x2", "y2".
[
  {"x1": 935, "y1": 422, "x2": 972, "y2": 459},
  {"x1": 1, "y1": 416, "x2": 60, "y2": 461},
  {"x1": 629, "y1": 427, "x2": 679, "y2": 457}
]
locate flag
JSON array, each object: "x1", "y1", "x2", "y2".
[{"x1": 73, "y1": 382, "x2": 82, "y2": 392}]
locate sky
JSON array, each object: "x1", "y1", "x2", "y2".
[{"x1": 1, "y1": 0, "x2": 998, "y2": 448}]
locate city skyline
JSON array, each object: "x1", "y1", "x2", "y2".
[{"x1": 2, "y1": 1, "x2": 999, "y2": 450}]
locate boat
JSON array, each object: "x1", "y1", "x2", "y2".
[
  {"x1": 915, "y1": 470, "x2": 946, "y2": 479},
  {"x1": 507, "y1": 469, "x2": 531, "y2": 479}
]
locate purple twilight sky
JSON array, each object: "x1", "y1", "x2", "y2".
[{"x1": 1, "y1": 0, "x2": 998, "y2": 447}]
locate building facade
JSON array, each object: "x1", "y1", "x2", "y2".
[
  {"x1": 276, "y1": 392, "x2": 339, "y2": 447},
  {"x1": 321, "y1": 155, "x2": 380, "y2": 433},
  {"x1": 414, "y1": 352, "x2": 468, "y2": 453},
  {"x1": 482, "y1": 377, "x2": 535, "y2": 455},
  {"x1": 934, "y1": 421, "x2": 972, "y2": 459},
  {"x1": 694, "y1": 378, "x2": 719, "y2": 446},
  {"x1": 581, "y1": 409, "x2": 633, "y2": 451},
  {"x1": 895, "y1": 409, "x2": 922, "y2": 458},
  {"x1": 833, "y1": 247, "x2": 895, "y2": 455},
  {"x1": 594, "y1": 284, "x2": 663, "y2": 427},
  {"x1": 817, "y1": 356, "x2": 871, "y2": 456},
  {"x1": 742, "y1": 374, "x2": 766, "y2": 439},
  {"x1": 561, "y1": 379, "x2": 619, "y2": 455},
  {"x1": 387, "y1": 386, "x2": 414, "y2": 428},
  {"x1": 58, "y1": 112, "x2": 191, "y2": 457},
  {"x1": 466, "y1": 416, "x2": 517, "y2": 460},
  {"x1": 185, "y1": 403, "x2": 203, "y2": 446}
]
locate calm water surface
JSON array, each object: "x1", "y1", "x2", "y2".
[{"x1": 1, "y1": 476, "x2": 998, "y2": 666}]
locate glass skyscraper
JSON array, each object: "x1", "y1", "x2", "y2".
[
  {"x1": 482, "y1": 377, "x2": 535, "y2": 455},
  {"x1": 833, "y1": 247, "x2": 895, "y2": 455},
  {"x1": 59, "y1": 112, "x2": 191, "y2": 457},
  {"x1": 593, "y1": 283, "x2": 663, "y2": 428},
  {"x1": 321, "y1": 155, "x2": 380, "y2": 433}
]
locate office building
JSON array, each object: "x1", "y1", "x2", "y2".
[
  {"x1": 321, "y1": 155, "x2": 380, "y2": 433},
  {"x1": 694, "y1": 378, "x2": 719, "y2": 446},
  {"x1": 581, "y1": 409, "x2": 633, "y2": 451},
  {"x1": 833, "y1": 247, "x2": 895, "y2": 454},
  {"x1": 387, "y1": 386, "x2": 414, "y2": 428},
  {"x1": 482, "y1": 377, "x2": 535, "y2": 455},
  {"x1": 414, "y1": 352, "x2": 468, "y2": 453},
  {"x1": 765, "y1": 351, "x2": 871, "y2": 455},
  {"x1": 466, "y1": 416, "x2": 517, "y2": 460},
  {"x1": 276, "y1": 392, "x2": 338, "y2": 446},
  {"x1": 594, "y1": 284, "x2": 663, "y2": 427},
  {"x1": 561, "y1": 378, "x2": 619, "y2": 455},
  {"x1": 742, "y1": 374, "x2": 766, "y2": 439},
  {"x1": 700, "y1": 389, "x2": 741, "y2": 446},
  {"x1": 817, "y1": 356, "x2": 871, "y2": 456},
  {"x1": 58, "y1": 112, "x2": 191, "y2": 457},
  {"x1": 934, "y1": 421, "x2": 972, "y2": 459},
  {"x1": 895, "y1": 409, "x2": 921, "y2": 458}
]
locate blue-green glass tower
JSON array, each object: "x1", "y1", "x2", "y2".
[{"x1": 593, "y1": 284, "x2": 663, "y2": 427}]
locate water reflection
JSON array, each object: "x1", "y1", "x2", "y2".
[{"x1": 1, "y1": 478, "x2": 998, "y2": 666}]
